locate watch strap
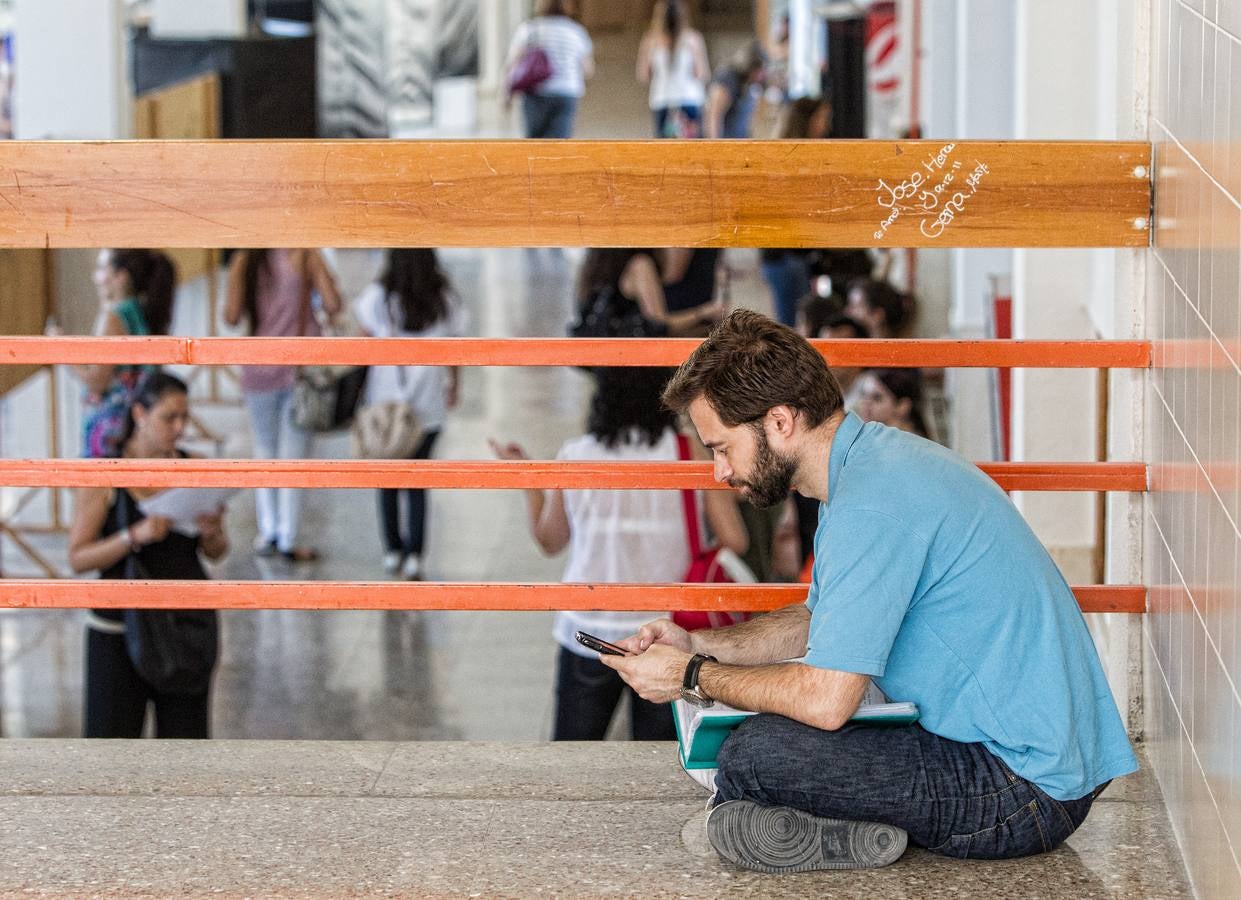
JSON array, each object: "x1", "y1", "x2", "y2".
[{"x1": 683, "y1": 653, "x2": 717, "y2": 691}]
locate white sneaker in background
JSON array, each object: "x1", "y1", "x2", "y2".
[
  {"x1": 383, "y1": 551, "x2": 404, "y2": 574},
  {"x1": 401, "y1": 554, "x2": 422, "y2": 581}
]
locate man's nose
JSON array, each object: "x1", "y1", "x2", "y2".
[{"x1": 713, "y1": 457, "x2": 732, "y2": 483}]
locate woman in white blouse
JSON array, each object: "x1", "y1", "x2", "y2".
[
  {"x1": 637, "y1": 0, "x2": 710, "y2": 137},
  {"x1": 353, "y1": 249, "x2": 465, "y2": 581},
  {"x1": 492, "y1": 367, "x2": 746, "y2": 740}
]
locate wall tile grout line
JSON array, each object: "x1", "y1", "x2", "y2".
[
  {"x1": 1151, "y1": 379, "x2": 1241, "y2": 541},
  {"x1": 1148, "y1": 501, "x2": 1241, "y2": 709},
  {"x1": 1151, "y1": 252, "x2": 1241, "y2": 376},
  {"x1": 1152, "y1": 119, "x2": 1241, "y2": 211},
  {"x1": 1142, "y1": 595, "x2": 1241, "y2": 873},
  {"x1": 1175, "y1": 0, "x2": 1241, "y2": 46}
]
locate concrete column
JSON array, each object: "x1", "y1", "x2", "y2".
[
  {"x1": 150, "y1": 0, "x2": 246, "y2": 38},
  {"x1": 787, "y1": 0, "x2": 824, "y2": 100},
  {"x1": 1011, "y1": 0, "x2": 1101, "y2": 550},
  {"x1": 13, "y1": 0, "x2": 128, "y2": 139},
  {"x1": 479, "y1": 0, "x2": 527, "y2": 101}
]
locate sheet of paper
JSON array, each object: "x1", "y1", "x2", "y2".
[{"x1": 138, "y1": 487, "x2": 241, "y2": 536}]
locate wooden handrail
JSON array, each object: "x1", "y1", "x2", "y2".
[
  {"x1": 0, "y1": 459, "x2": 1149, "y2": 492},
  {"x1": 0, "y1": 581, "x2": 1147, "y2": 614},
  {"x1": 0, "y1": 336, "x2": 1153, "y2": 369},
  {"x1": 0, "y1": 140, "x2": 1150, "y2": 248}
]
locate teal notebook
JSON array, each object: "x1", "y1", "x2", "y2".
[{"x1": 673, "y1": 699, "x2": 920, "y2": 771}]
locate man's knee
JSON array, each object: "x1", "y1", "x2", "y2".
[{"x1": 715, "y1": 714, "x2": 829, "y2": 800}]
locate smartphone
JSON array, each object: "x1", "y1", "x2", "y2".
[{"x1": 575, "y1": 630, "x2": 629, "y2": 657}]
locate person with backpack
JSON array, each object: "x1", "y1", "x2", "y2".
[
  {"x1": 352, "y1": 249, "x2": 465, "y2": 581},
  {"x1": 224, "y1": 249, "x2": 342, "y2": 563}
]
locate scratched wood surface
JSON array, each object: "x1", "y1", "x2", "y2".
[{"x1": 0, "y1": 140, "x2": 1151, "y2": 249}]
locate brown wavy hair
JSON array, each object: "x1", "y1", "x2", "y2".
[{"x1": 662, "y1": 309, "x2": 842, "y2": 428}]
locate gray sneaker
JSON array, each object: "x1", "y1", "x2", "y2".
[{"x1": 706, "y1": 800, "x2": 907, "y2": 873}]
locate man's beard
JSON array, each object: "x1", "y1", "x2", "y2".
[{"x1": 728, "y1": 426, "x2": 797, "y2": 508}]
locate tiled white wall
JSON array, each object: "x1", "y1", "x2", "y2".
[{"x1": 1147, "y1": 0, "x2": 1241, "y2": 896}]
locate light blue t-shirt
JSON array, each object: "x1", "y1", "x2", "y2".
[{"x1": 804, "y1": 413, "x2": 1137, "y2": 801}]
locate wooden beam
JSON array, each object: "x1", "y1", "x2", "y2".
[
  {"x1": 0, "y1": 140, "x2": 1151, "y2": 249},
  {"x1": 0, "y1": 458, "x2": 1149, "y2": 492},
  {"x1": 0, "y1": 336, "x2": 1154, "y2": 369},
  {"x1": 0, "y1": 249, "x2": 51, "y2": 396},
  {"x1": 0, "y1": 580, "x2": 1146, "y2": 614}
]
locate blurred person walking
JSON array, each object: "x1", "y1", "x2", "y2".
[
  {"x1": 703, "y1": 41, "x2": 767, "y2": 139},
  {"x1": 76, "y1": 249, "x2": 177, "y2": 459},
  {"x1": 637, "y1": 0, "x2": 709, "y2": 138},
  {"x1": 225, "y1": 249, "x2": 343, "y2": 563},
  {"x1": 352, "y1": 249, "x2": 465, "y2": 581},
  {"x1": 506, "y1": 0, "x2": 594, "y2": 138}
]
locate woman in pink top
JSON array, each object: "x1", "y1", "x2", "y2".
[{"x1": 225, "y1": 249, "x2": 342, "y2": 562}]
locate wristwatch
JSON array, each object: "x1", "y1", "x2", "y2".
[{"x1": 680, "y1": 653, "x2": 717, "y2": 708}]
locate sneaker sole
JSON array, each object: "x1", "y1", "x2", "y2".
[{"x1": 707, "y1": 800, "x2": 907, "y2": 873}]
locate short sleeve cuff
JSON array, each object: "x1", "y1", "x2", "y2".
[{"x1": 802, "y1": 651, "x2": 887, "y2": 678}]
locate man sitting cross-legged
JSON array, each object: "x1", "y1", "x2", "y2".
[{"x1": 602, "y1": 309, "x2": 1136, "y2": 873}]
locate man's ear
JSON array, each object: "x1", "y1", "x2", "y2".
[{"x1": 764, "y1": 405, "x2": 799, "y2": 440}]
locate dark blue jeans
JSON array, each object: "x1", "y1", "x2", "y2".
[
  {"x1": 553, "y1": 647, "x2": 677, "y2": 741},
  {"x1": 522, "y1": 94, "x2": 578, "y2": 138},
  {"x1": 714, "y1": 714, "x2": 1102, "y2": 859},
  {"x1": 760, "y1": 253, "x2": 811, "y2": 327},
  {"x1": 379, "y1": 429, "x2": 439, "y2": 556}
]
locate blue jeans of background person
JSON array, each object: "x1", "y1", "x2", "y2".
[
  {"x1": 244, "y1": 386, "x2": 311, "y2": 553},
  {"x1": 714, "y1": 715, "x2": 1102, "y2": 859},
  {"x1": 652, "y1": 104, "x2": 703, "y2": 138},
  {"x1": 760, "y1": 252, "x2": 811, "y2": 327},
  {"x1": 379, "y1": 429, "x2": 440, "y2": 556},
  {"x1": 553, "y1": 647, "x2": 677, "y2": 741},
  {"x1": 522, "y1": 94, "x2": 578, "y2": 138}
]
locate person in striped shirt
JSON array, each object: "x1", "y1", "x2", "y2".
[{"x1": 506, "y1": 0, "x2": 594, "y2": 138}]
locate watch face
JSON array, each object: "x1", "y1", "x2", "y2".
[{"x1": 679, "y1": 688, "x2": 713, "y2": 708}]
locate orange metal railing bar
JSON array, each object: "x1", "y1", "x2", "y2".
[
  {"x1": 0, "y1": 459, "x2": 1150, "y2": 492},
  {"x1": 0, "y1": 336, "x2": 1154, "y2": 369},
  {"x1": 0, "y1": 581, "x2": 1146, "y2": 615}
]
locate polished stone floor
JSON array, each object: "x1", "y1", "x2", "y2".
[{"x1": 1, "y1": 741, "x2": 1192, "y2": 897}]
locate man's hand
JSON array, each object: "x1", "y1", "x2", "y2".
[
  {"x1": 599, "y1": 642, "x2": 691, "y2": 704},
  {"x1": 613, "y1": 617, "x2": 694, "y2": 655}
]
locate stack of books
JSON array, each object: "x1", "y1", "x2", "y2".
[{"x1": 672, "y1": 698, "x2": 920, "y2": 791}]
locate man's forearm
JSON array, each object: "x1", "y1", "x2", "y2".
[
  {"x1": 691, "y1": 604, "x2": 810, "y2": 665},
  {"x1": 696, "y1": 659, "x2": 868, "y2": 732}
]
